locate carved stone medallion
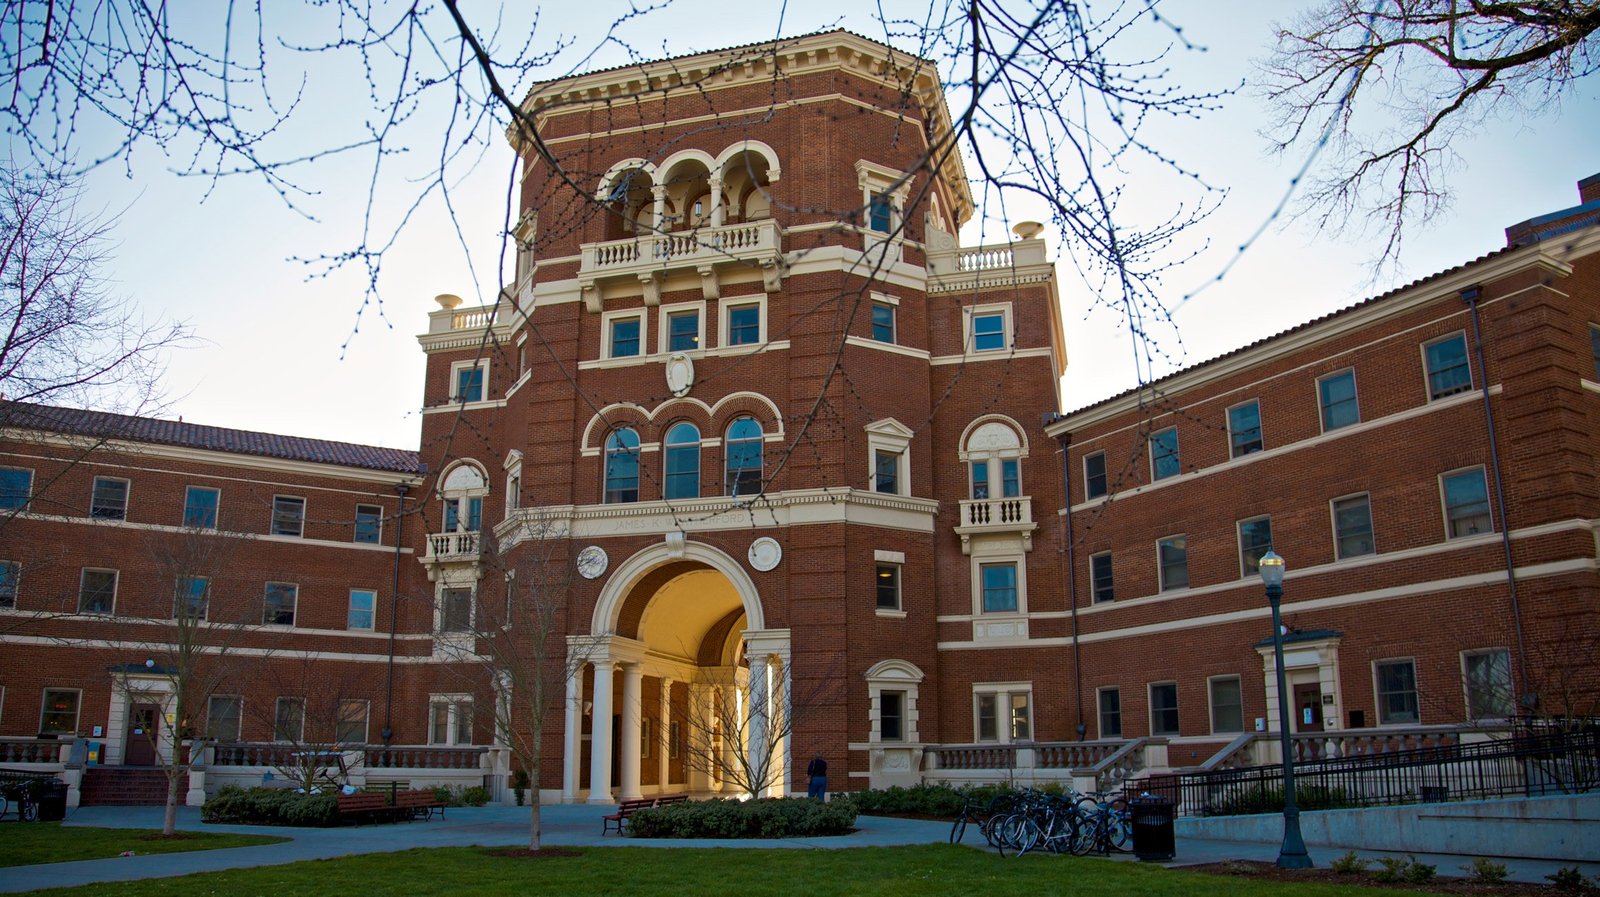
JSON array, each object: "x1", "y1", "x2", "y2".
[
  {"x1": 576, "y1": 545, "x2": 609, "y2": 580},
  {"x1": 747, "y1": 537, "x2": 782, "y2": 572}
]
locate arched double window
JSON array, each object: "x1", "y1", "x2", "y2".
[
  {"x1": 664, "y1": 422, "x2": 701, "y2": 500},
  {"x1": 439, "y1": 462, "x2": 487, "y2": 532},
  {"x1": 962, "y1": 420, "x2": 1025, "y2": 500},
  {"x1": 724, "y1": 416, "x2": 763, "y2": 497},
  {"x1": 604, "y1": 428, "x2": 641, "y2": 504}
]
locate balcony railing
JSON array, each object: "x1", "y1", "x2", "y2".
[
  {"x1": 578, "y1": 219, "x2": 783, "y2": 297},
  {"x1": 953, "y1": 496, "x2": 1036, "y2": 553},
  {"x1": 926, "y1": 238, "x2": 1049, "y2": 292},
  {"x1": 424, "y1": 530, "x2": 481, "y2": 563}
]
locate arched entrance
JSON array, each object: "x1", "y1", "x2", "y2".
[{"x1": 562, "y1": 539, "x2": 790, "y2": 803}]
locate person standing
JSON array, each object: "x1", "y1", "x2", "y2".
[{"x1": 806, "y1": 752, "x2": 828, "y2": 800}]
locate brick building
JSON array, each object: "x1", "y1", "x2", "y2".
[
  {"x1": 1044, "y1": 175, "x2": 1600, "y2": 771},
  {"x1": 2, "y1": 29, "x2": 1596, "y2": 807}
]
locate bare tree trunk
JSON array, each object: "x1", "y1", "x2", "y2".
[
  {"x1": 163, "y1": 767, "x2": 181, "y2": 836},
  {"x1": 529, "y1": 753, "x2": 542, "y2": 851}
]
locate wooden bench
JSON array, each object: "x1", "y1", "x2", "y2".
[
  {"x1": 601, "y1": 797, "x2": 658, "y2": 835},
  {"x1": 393, "y1": 788, "x2": 446, "y2": 821},
  {"x1": 335, "y1": 792, "x2": 398, "y2": 825},
  {"x1": 655, "y1": 794, "x2": 689, "y2": 807}
]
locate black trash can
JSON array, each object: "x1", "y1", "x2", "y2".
[
  {"x1": 35, "y1": 780, "x2": 68, "y2": 822},
  {"x1": 1129, "y1": 795, "x2": 1176, "y2": 861}
]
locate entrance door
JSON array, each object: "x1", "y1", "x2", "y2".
[
  {"x1": 125, "y1": 703, "x2": 159, "y2": 766},
  {"x1": 1293, "y1": 684, "x2": 1324, "y2": 733}
]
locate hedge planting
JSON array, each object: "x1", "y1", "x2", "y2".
[
  {"x1": 842, "y1": 783, "x2": 1019, "y2": 818},
  {"x1": 201, "y1": 786, "x2": 339, "y2": 827},
  {"x1": 627, "y1": 798, "x2": 857, "y2": 839}
]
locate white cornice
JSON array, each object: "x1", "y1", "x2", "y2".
[
  {"x1": 1048, "y1": 240, "x2": 1592, "y2": 434},
  {"x1": 4, "y1": 431, "x2": 421, "y2": 487},
  {"x1": 8, "y1": 513, "x2": 415, "y2": 554}
]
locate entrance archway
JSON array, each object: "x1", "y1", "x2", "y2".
[{"x1": 563, "y1": 539, "x2": 789, "y2": 803}]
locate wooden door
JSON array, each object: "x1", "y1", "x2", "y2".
[
  {"x1": 125, "y1": 703, "x2": 159, "y2": 765},
  {"x1": 1293, "y1": 684, "x2": 1324, "y2": 733}
]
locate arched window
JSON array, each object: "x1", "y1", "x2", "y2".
[
  {"x1": 604, "y1": 428, "x2": 641, "y2": 504},
  {"x1": 724, "y1": 416, "x2": 763, "y2": 497},
  {"x1": 439, "y1": 463, "x2": 488, "y2": 532},
  {"x1": 962, "y1": 420, "x2": 1025, "y2": 500},
  {"x1": 664, "y1": 422, "x2": 701, "y2": 500}
]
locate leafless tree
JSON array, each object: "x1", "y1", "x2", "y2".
[
  {"x1": 248, "y1": 655, "x2": 375, "y2": 796},
  {"x1": 112, "y1": 522, "x2": 260, "y2": 835},
  {"x1": 431, "y1": 512, "x2": 587, "y2": 851},
  {"x1": 1262, "y1": 1, "x2": 1600, "y2": 263}
]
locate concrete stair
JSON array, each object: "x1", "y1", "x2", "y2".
[{"x1": 80, "y1": 768, "x2": 183, "y2": 806}]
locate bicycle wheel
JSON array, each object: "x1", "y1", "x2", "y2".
[
  {"x1": 949, "y1": 811, "x2": 968, "y2": 844},
  {"x1": 981, "y1": 812, "x2": 1009, "y2": 848},
  {"x1": 1012, "y1": 814, "x2": 1043, "y2": 857},
  {"x1": 19, "y1": 799, "x2": 37, "y2": 822},
  {"x1": 1107, "y1": 800, "x2": 1132, "y2": 851}
]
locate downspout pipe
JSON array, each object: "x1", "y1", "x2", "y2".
[
  {"x1": 1462, "y1": 285, "x2": 1530, "y2": 713},
  {"x1": 382, "y1": 482, "x2": 409, "y2": 752},
  {"x1": 1056, "y1": 429, "x2": 1086, "y2": 740}
]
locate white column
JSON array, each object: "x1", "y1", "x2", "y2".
[
  {"x1": 775, "y1": 657, "x2": 791, "y2": 798},
  {"x1": 658, "y1": 677, "x2": 673, "y2": 791},
  {"x1": 620, "y1": 663, "x2": 643, "y2": 800},
  {"x1": 651, "y1": 185, "x2": 668, "y2": 232},
  {"x1": 687, "y1": 682, "x2": 712, "y2": 793},
  {"x1": 746, "y1": 654, "x2": 770, "y2": 798},
  {"x1": 588, "y1": 660, "x2": 615, "y2": 803},
  {"x1": 708, "y1": 175, "x2": 725, "y2": 228},
  {"x1": 562, "y1": 661, "x2": 584, "y2": 801}
]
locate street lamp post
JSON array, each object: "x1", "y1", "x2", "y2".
[{"x1": 1259, "y1": 550, "x2": 1313, "y2": 869}]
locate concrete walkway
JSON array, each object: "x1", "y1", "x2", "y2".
[{"x1": 4, "y1": 803, "x2": 1596, "y2": 893}]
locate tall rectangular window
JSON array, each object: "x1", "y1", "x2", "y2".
[
  {"x1": 609, "y1": 316, "x2": 641, "y2": 358},
  {"x1": 875, "y1": 564, "x2": 901, "y2": 610},
  {"x1": 0, "y1": 467, "x2": 32, "y2": 510},
  {"x1": 1590, "y1": 325, "x2": 1600, "y2": 380},
  {"x1": 271, "y1": 496, "x2": 305, "y2": 537},
  {"x1": 79, "y1": 569, "x2": 117, "y2": 614},
  {"x1": 175, "y1": 576, "x2": 208, "y2": 620},
  {"x1": 1376, "y1": 660, "x2": 1419, "y2": 724},
  {"x1": 868, "y1": 192, "x2": 893, "y2": 232},
  {"x1": 440, "y1": 588, "x2": 473, "y2": 633},
  {"x1": 348, "y1": 589, "x2": 376, "y2": 631},
  {"x1": 980, "y1": 563, "x2": 1018, "y2": 613},
  {"x1": 430, "y1": 697, "x2": 474, "y2": 745},
  {"x1": 1209, "y1": 676, "x2": 1243, "y2": 733},
  {"x1": 727, "y1": 304, "x2": 760, "y2": 346},
  {"x1": 970, "y1": 460, "x2": 989, "y2": 499},
  {"x1": 1228, "y1": 400, "x2": 1263, "y2": 457},
  {"x1": 1157, "y1": 536, "x2": 1188, "y2": 591},
  {"x1": 1318, "y1": 369, "x2": 1360, "y2": 430},
  {"x1": 1443, "y1": 468, "x2": 1491, "y2": 538},
  {"x1": 1098, "y1": 687, "x2": 1122, "y2": 738},
  {"x1": 1150, "y1": 427, "x2": 1180, "y2": 480},
  {"x1": 976, "y1": 694, "x2": 997, "y2": 742},
  {"x1": 1084, "y1": 452, "x2": 1107, "y2": 499},
  {"x1": 40, "y1": 689, "x2": 81, "y2": 735},
  {"x1": 871, "y1": 302, "x2": 896, "y2": 343},
  {"x1": 206, "y1": 696, "x2": 242, "y2": 741},
  {"x1": 454, "y1": 364, "x2": 485, "y2": 402},
  {"x1": 184, "y1": 486, "x2": 219, "y2": 528},
  {"x1": 336, "y1": 699, "x2": 369, "y2": 746},
  {"x1": 1465, "y1": 649, "x2": 1514, "y2": 719},
  {"x1": 273, "y1": 697, "x2": 305, "y2": 742},
  {"x1": 1333, "y1": 495, "x2": 1375, "y2": 559},
  {"x1": 354, "y1": 504, "x2": 383, "y2": 544},
  {"x1": 1424, "y1": 333, "x2": 1472, "y2": 399},
  {"x1": 1009, "y1": 693, "x2": 1031, "y2": 741},
  {"x1": 263, "y1": 582, "x2": 298, "y2": 626},
  {"x1": 91, "y1": 477, "x2": 129, "y2": 520},
  {"x1": 1238, "y1": 516, "x2": 1273, "y2": 578},
  {"x1": 1150, "y1": 682, "x2": 1180, "y2": 736},
  {"x1": 971, "y1": 312, "x2": 1005, "y2": 351},
  {"x1": 974, "y1": 688, "x2": 1031, "y2": 742},
  {"x1": 1001, "y1": 459, "x2": 1021, "y2": 498},
  {"x1": 0, "y1": 560, "x2": 18, "y2": 609},
  {"x1": 667, "y1": 309, "x2": 700, "y2": 351},
  {"x1": 873, "y1": 450, "x2": 898, "y2": 494},
  {"x1": 1090, "y1": 552, "x2": 1114, "y2": 604},
  {"x1": 880, "y1": 690, "x2": 905, "y2": 741}
]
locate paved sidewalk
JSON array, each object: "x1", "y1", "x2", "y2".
[{"x1": 4, "y1": 803, "x2": 1596, "y2": 893}]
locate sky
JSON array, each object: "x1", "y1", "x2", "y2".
[{"x1": 42, "y1": 0, "x2": 1600, "y2": 449}]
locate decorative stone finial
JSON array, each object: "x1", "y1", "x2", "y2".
[
  {"x1": 434, "y1": 293, "x2": 463, "y2": 310},
  {"x1": 1012, "y1": 221, "x2": 1044, "y2": 240}
]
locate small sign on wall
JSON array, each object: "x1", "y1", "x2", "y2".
[
  {"x1": 1254, "y1": 718, "x2": 1266, "y2": 732},
  {"x1": 92, "y1": 725, "x2": 103, "y2": 737}
]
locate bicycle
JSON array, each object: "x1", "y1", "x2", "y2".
[{"x1": 1070, "y1": 790, "x2": 1131, "y2": 856}]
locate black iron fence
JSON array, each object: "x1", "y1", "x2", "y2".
[{"x1": 1172, "y1": 727, "x2": 1600, "y2": 817}]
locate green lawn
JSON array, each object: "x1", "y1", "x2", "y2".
[
  {"x1": 21, "y1": 844, "x2": 1446, "y2": 896},
  {"x1": 2, "y1": 824, "x2": 288, "y2": 868}
]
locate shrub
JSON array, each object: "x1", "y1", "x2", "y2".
[
  {"x1": 841, "y1": 783, "x2": 1016, "y2": 819},
  {"x1": 201, "y1": 786, "x2": 338, "y2": 827},
  {"x1": 1547, "y1": 866, "x2": 1593, "y2": 891},
  {"x1": 1462, "y1": 858, "x2": 1508, "y2": 883},
  {"x1": 1404, "y1": 859, "x2": 1437, "y2": 883},
  {"x1": 1372, "y1": 857, "x2": 1411, "y2": 883},
  {"x1": 511, "y1": 770, "x2": 530, "y2": 807},
  {"x1": 628, "y1": 798, "x2": 857, "y2": 839},
  {"x1": 461, "y1": 786, "x2": 490, "y2": 807},
  {"x1": 1208, "y1": 783, "x2": 1354, "y2": 816},
  {"x1": 428, "y1": 785, "x2": 489, "y2": 807},
  {"x1": 1329, "y1": 851, "x2": 1370, "y2": 874}
]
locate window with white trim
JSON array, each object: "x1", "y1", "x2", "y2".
[
  {"x1": 864, "y1": 660, "x2": 923, "y2": 744},
  {"x1": 1209, "y1": 676, "x2": 1243, "y2": 733},
  {"x1": 855, "y1": 160, "x2": 911, "y2": 238},
  {"x1": 206, "y1": 695, "x2": 242, "y2": 741},
  {"x1": 724, "y1": 417, "x2": 763, "y2": 498},
  {"x1": 961, "y1": 418, "x2": 1025, "y2": 500},
  {"x1": 864, "y1": 418, "x2": 912, "y2": 497},
  {"x1": 450, "y1": 360, "x2": 487, "y2": 403},
  {"x1": 1084, "y1": 451, "x2": 1107, "y2": 499},
  {"x1": 348, "y1": 589, "x2": 376, "y2": 631},
  {"x1": 871, "y1": 298, "x2": 896, "y2": 343},
  {"x1": 604, "y1": 311, "x2": 644, "y2": 359},
  {"x1": 175, "y1": 576, "x2": 208, "y2": 620},
  {"x1": 429, "y1": 695, "x2": 474, "y2": 745},
  {"x1": 980, "y1": 562, "x2": 1018, "y2": 613},
  {"x1": 1157, "y1": 536, "x2": 1187, "y2": 591},
  {"x1": 1464, "y1": 649, "x2": 1513, "y2": 719},
  {"x1": 663, "y1": 422, "x2": 701, "y2": 500},
  {"x1": 271, "y1": 496, "x2": 305, "y2": 537},
  {"x1": 91, "y1": 476, "x2": 129, "y2": 520},
  {"x1": 79, "y1": 568, "x2": 117, "y2": 615},
  {"x1": 439, "y1": 587, "x2": 473, "y2": 633},
  {"x1": 1424, "y1": 333, "x2": 1472, "y2": 399},
  {"x1": 1442, "y1": 467, "x2": 1491, "y2": 538},
  {"x1": 263, "y1": 582, "x2": 298, "y2": 626},
  {"x1": 1333, "y1": 494, "x2": 1375, "y2": 559},
  {"x1": 0, "y1": 467, "x2": 32, "y2": 511},
  {"x1": 40, "y1": 689, "x2": 80, "y2": 735},
  {"x1": 1237, "y1": 516, "x2": 1273, "y2": 578},
  {"x1": 1090, "y1": 552, "x2": 1114, "y2": 603},
  {"x1": 1097, "y1": 687, "x2": 1122, "y2": 738},
  {"x1": 1228, "y1": 400, "x2": 1263, "y2": 457},
  {"x1": 440, "y1": 462, "x2": 489, "y2": 528},
  {"x1": 879, "y1": 691, "x2": 906, "y2": 740},
  {"x1": 273, "y1": 697, "x2": 305, "y2": 742},
  {"x1": 723, "y1": 300, "x2": 763, "y2": 347},
  {"x1": 1150, "y1": 427, "x2": 1180, "y2": 480},
  {"x1": 184, "y1": 486, "x2": 219, "y2": 529},
  {"x1": 1318, "y1": 369, "x2": 1360, "y2": 431},
  {"x1": 1150, "y1": 682, "x2": 1180, "y2": 736},
  {"x1": 660, "y1": 302, "x2": 705, "y2": 353},
  {"x1": 1376, "y1": 659, "x2": 1419, "y2": 724},
  {"x1": 964, "y1": 304, "x2": 1012, "y2": 353},
  {"x1": 354, "y1": 504, "x2": 383, "y2": 544},
  {"x1": 974, "y1": 682, "x2": 1032, "y2": 743},
  {"x1": 0, "y1": 560, "x2": 18, "y2": 610},
  {"x1": 876, "y1": 563, "x2": 901, "y2": 611},
  {"x1": 336, "y1": 699, "x2": 370, "y2": 746}
]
